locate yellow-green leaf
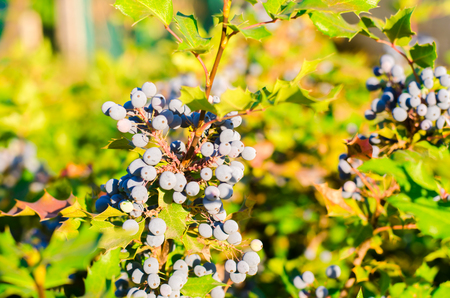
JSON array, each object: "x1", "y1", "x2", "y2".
[{"x1": 114, "y1": 0, "x2": 173, "y2": 26}]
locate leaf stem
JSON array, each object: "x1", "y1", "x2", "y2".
[
  {"x1": 164, "y1": 25, "x2": 210, "y2": 90},
  {"x1": 164, "y1": 25, "x2": 182, "y2": 43},
  {"x1": 376, "y1": 39, "x2": 420, "y2": 82},
  {"x1": 243, "y1": 18, "x2": 279, "y2": 30}
]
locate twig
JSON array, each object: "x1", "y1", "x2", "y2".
[
  {"x1": 373, "y1": 224, "x2": 417, "y2": 235},
  {"x1": 181, "y1": 0, "x2": 232, "y2": 168}
]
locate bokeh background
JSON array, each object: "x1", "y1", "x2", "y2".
[{"x1": 1, "y1": 0, "x2": 450, "y2": 297}]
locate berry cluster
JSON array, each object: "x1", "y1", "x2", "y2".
[
  {"x1": 98, "y1": 81, "x2": 263, "y2": 297},
  {"x1": 365, "y1": 55, "x2": 450, "y2": 133},
  {"x1": 115, "y1": 240, "x2": 262, "y2": 298},
  {"x1": 292, "y1": 265, "x2": 341, "y2": 298},
  {"x1": 116, "y1": 254, "x2": 221, "y2": 298}
]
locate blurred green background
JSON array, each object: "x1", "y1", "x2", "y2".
[{"x1": 1, "y1": 0, "x2": 450, "y2": 297}]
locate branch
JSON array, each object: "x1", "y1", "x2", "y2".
[
  {"x1": 205, "y1": 0, "x2": 232, "y2": 100},
  {"x1": 376, "y1": 39, "x2": 420, "y2": 82},
  {"x1": 181, "y1": 0, "x2": 232, "y2": 169},
  {"x1": 242, "y1": 18, "x2": 279, "y2": 30}
]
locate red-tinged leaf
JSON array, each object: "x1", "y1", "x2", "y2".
[
  {"x1": 346, "y1": 135, "x2": 373, "y2": 160},
  {"x1": 314, "y1": 183, "x2": 355, "y2": 216},
  {"x1": 0, "y1": 191, "x2": 74, "y2": 221}
]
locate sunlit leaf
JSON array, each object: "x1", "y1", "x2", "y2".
[
  {"x1": 382, "y1": 7, "x2": 416, "y2": 45},
  {"x1": 388, "y1": 194, "x2": 450, "y2": 239},
  {"x1": 410, "y1": 42, "x2": 437, "y2": 68},
  {"x1": 357, "y1": 288, "x2": 365, "y2": 298},
  {"x1": 314, "y1": 183, "x2": 356, "y2": 217},
  {"x1": 182, "y1": 232, "x2": 204, "y2": 254},
  {"x1": 43, "y1": 226, "x2": 101, "y2": 288},
  {"x1": 114, "y1": 0, "x2": 173, "y2": 26},
  {"x1": 158, "y1": 203, "x2": 189, "y2": 239},
  {"x1": 309, "y1": 12, "x2": 362, "y2": 40},
  {"x1": 83, "y1": 248, "x2": 121, "y2": 298},
  {"x1": 180, "y1": 275, "x2": 225, "y2": 298},
  {"x1": 297, "y1": 0, "x2": 380, "y2": 15},
  {"x1": 175, "y1": 13, "x2": 212, "y2": 54},
  {"x1": 353, "y1": 266, "x2": 369, "y2": 282},
  {"x1": 93, "y1": 220, "x2": 146, "y2": 251}
]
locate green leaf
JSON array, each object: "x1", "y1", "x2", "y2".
[
  {"x1": 359, "y1": 157, "x2": 410, "y2": 190},
  {"x1": 410, "y1": 42, "x2": 437, "y2": 68},
  {"x1": 83, "y1": 248, "x2": 121, "y2": 298},
  {"x1": 158, "y1": 204, "x2": 189, "y2": 239},
  {"x1": 357, "y1": 288, "x2": 364, "y2": 298},
  {"x1": 237, "y1": 26, "x2": 272, "y2": 41},
  {"x1": 214, "y1": 88, "x2": 255, "y2": 118},
  {"x1": 244, "y1": 0, "x2": 258, "y2": 4},
  {"x1": 0, "y1": 256, "x2": 35, "y2": 290},
  {"x1": 379, "y1": 270, "x2": 390, "y2": 295},
  {"x1": 403, "y1": 159, "x2": 436, "y2": 191},
  {"x1": 93, "y1": 220, "x2": 146, "y2": 251},
  {"x1": 416, "y1": 262, "x2": 438, "y2": 283},
  {"x1": 92, "y1": 205, "x2": 127, "y2": 221},
  {"x1": 182, "y1": 232, "x2": 204, "y2": 254},
  {"x1": 0, "y1": 284, "x2": 35, "y2": 298},
  {"x1": 180, "y1": 275, "x2": 225, "y2": 298},
  {"x1": 297, "y1": 0, "x2": 380, "y2": 15},
  {"x1": 53, "y1": 217, "x2": 83, "y2": 240},
  {"x1": 0, "y1": 227, "x2": 21, "y2": 262},
  {"x1": 179, "y1": 86, "x2": 215, "y2": 113},
  {"x1": 359, "y1": 16, "x2": 384, "y2": 40},
  {"x1": 388, "y1": 194, "x2": 450, "y2": 239},
  {"x1": 353, "y1": 266, "x2": 369, "y2": 282},
  {"x1": 263, "y1": 0, "x2": 291, "y2": 18},
  {"x1": 309, "y1": 12, "x2": 362, "y2": 40},
  {"x1": 361, "y1": 15, "x2": 385, "y2": 30},
  {"x1": 158, "y1": 188, "x2": 174, "y2": 208},
  {"x1": 228, "y1": 15, "x2": 273, "y2": 38},
  {"x1": 114, "y1": 0, "x2": 173, "y2": 26},
  {"x1": 102, "y1": 137, "x2": 134, "y2": 150},
  {"x1": 43, "y1": 226, "x2": 101, "y2": 288},
  {"x1": 433, "y1": 281, "x2": 450, "y2": 298},
  {"x1": 179, "y1": 86, "x2": 257, "y2": 118},
  {"x1": 174, "y1": 13, "x2": 212, "y2": 54},
  {"x1": 382, "y1": 7, "x2": 416, "y2": 44},
  {"x1": 260, "y1": 58, "x2": 342, "y2": 113}
]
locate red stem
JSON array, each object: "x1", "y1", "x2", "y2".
[{"x1": 376, "y1": 39, "x2": 420, "y2": 82}]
